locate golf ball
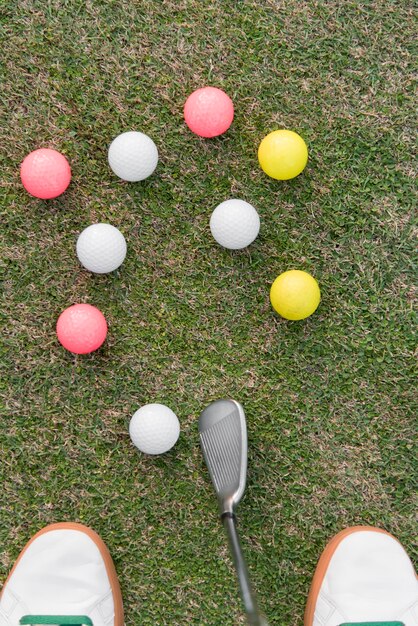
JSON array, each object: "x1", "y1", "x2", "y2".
[
  {"x1": 56, "y1": 304, "x2": 108, "y2": 354},
  {"x1": 258, "y1": 130, "x2": 308, "y2": 180},
  {"x1": 184, "y1": 87, "x2": 234, "y2": 138},
  {"x1": 129, "y1": 404, "x2": 180, "y2": 455},
  {"x1": 76, "y1": 223, "x2": 127, "y2": 274},
  {"x1": 210, "y1": 199, "x2": 260, "y2": 250},
  {"x1": 20, "y1": 148, "x2": 71, "y2": 199},
  {"x1": 108, "y1": 131, "x2": 158, "y2": 181},
  {"x1": 270, "y1": 270, "x2": 320, "y2": 320}
]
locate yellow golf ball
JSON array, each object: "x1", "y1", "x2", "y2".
[
  {"x1": 258, "y1": 130, "x2": 308, "y2": 180},
  {"x1": 270, "y1": 270, "x2": 320, "y2": 320}
]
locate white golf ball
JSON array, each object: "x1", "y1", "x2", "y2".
[
  {"x1": 108, "y1": 131, "x2": 158, "y2": 182},
  {"x1": 76, "y1": 223, "x2": 127, "y2": 274},
  {"x1": 210, "y1": 199, "x2": 260, "y2": 250},
  {"x1": 129, "y1": 403, "x2": 180, "y2": 455}
]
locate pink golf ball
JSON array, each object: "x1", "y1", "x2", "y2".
[
  {"x1": 184, "y1": 87, "x2": 234, "y2": 138},
  {"x1": 20, "y1": 148, "x2": 71, "y2": 199},
  {"x1": 56, "y1": 304, "x2": 107, "y2": 354}
]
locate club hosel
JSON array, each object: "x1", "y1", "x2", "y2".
[
  {"x1": 219, "y1": 496, "x2": 236, "y2": 517},
  {"x1": 220, "y1": 511, "x2": 236, "y2": 522}
]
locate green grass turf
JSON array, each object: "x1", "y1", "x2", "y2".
[{"x1": 0, "y1": 1, "x2": 416, "y2": 624}]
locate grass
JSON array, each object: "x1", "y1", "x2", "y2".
[{"x1": 0, "y1": 1, "x2": 416, "y2": 624}]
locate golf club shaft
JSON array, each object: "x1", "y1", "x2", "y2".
[{"x1": 223, "y1": 514, "x2": 269, "y2": 626}]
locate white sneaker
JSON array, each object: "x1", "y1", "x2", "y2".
[
  {"x1": 305, "y1": 526, "x2": 418, "y2": 626},
  {"x1": 0, "y1": 523, "x2": 124, "y2": 626}
]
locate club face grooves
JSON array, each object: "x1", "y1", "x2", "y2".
[{"x1": 199, "y1": 399, "x2": 247, "y2": 515}]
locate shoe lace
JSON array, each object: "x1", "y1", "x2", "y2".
[{"x1": 19, "y1": 617, "x2": 93, "y2": 626}]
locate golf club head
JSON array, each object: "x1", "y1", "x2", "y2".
[{"x1": 199, "y1": 399, "x2": 248, "y2": 515}]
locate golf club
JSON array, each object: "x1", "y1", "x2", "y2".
[{"x1": 199, "y1": 399, "x2": 270, "y2": 626}]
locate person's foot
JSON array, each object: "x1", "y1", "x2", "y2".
[
  {"x1": 0, "y1": 522, "x2": 124, "y2": 625},
  {"x1": 305, "y1": 526, "x2": 418, "y2": 626}
]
